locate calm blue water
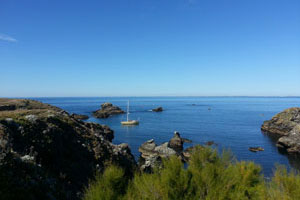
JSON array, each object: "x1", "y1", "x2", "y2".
[{"x1": 32, "y1": 97, "x2": 300, "y2": 176}]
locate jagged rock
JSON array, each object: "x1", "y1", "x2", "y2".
[
  {"x1": 155, "y1": 142, "x2": 177, "y2": 157},
  {"x1": 262, "y1": 107, "x2": 300, "y2": 154},
  {"x1": 168, "y1": 131, "x2": 183, "y2": 152},
  {"x1": 277, "y1": 125, "x2": 300, "y2": 153},
  {"x1": 71, "y1": 113, "x2": 89, "y2": 120},
  {"x1": 152, "y1": 107, "x2": 163, "y2": 112},
  {"x1": 0, "y1": 98, "x2": 136, "y2": 200},
  {"x1": 261, "y1": 107, "x2": 300, "y2": 136},
  {"x1": 139, "y1": 139, "x2": 157, "y2": 158},
  {"x1": 138, "y1": 131, "x2": 192, "y2": 172},
  {"x1": 93, "y1": 102, "x2": 125, "y2": 118}
]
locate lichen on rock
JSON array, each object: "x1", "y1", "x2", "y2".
[{"x1": 262, "y1": 107, "x2": 300, "y2": 154}]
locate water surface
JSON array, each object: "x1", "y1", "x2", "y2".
[{"x1": 32, "y1": 97, "x2": 300, "y2": 176}]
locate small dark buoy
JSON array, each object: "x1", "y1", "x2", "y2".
[{"x1": 208, "y1": 107, "x2": 211, "y2": 110}]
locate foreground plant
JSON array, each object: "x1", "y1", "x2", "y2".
[{"x1": 83, "y1": 146, "x2": 300, "y2": 200}]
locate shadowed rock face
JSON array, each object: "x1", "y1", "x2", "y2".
[
  {"x1": 277, "y1": 125, "x2": 300, "y2": 153},
  {"x1": 0, "y1": 99, "x2": 136, "y2": 200},
  {"x1": 93, "y1": 102, "x2": 125, "y2": 118},
  {"x1": 138, "y1": 131, "x2": 192, "y2": 172},
  {"x1": 262, "y1": 107, "x2": 300, "y2": 154}
]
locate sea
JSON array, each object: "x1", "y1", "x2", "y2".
[{"x1": 32, "y1": 97, "x2": 300, "y2": 177}]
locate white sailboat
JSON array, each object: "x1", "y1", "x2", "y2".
[{"x1": 121, "y1": 101, "x2": 139, "y2": 125}]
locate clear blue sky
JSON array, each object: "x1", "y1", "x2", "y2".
[{"x1": 1, "y1": 0, "x2": 299, "y2": 97}]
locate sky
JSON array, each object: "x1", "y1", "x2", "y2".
[{"x1": 0, "y1": 0, "x2": 299, "y2": 97}]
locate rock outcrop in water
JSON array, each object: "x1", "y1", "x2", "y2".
[
  {"x1": 261, "y1": 107, "x2": 300, "y2": 153},
  {"x1": 152, "y1": 107, "x2": 163, "y2": 112},
  {"x1": 0, "y1": 98, "x2": 136, "y2": 200},
  {"x1": 93, "y1": 102, "x2": 125, "y2": 118},
  {"x1": 138, "y1": 131, "x2": 192, "y2": 172}
]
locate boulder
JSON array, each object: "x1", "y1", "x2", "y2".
[
  {"x1": 262, "y1": 107, "x2": 300, "y2": 154},
  {"x1": 152, "y1": 107, "x2": 163, "y2": 112},
  {"x1": 138, "y1": 131, "x2": 192, "y2": 172},
  {"x1": 168, "y1": 131, "x2": 183, "y2": 152},
  {"x1": 93, "y1": 102, "x2": 125, "y2": 118},
  {"x1": 0, "y1": 99, "x2": 136, "y2": 200}
]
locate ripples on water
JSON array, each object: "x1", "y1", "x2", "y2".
[{"x1": 33, "y1": 97, "x2": 300, "y2": 176}]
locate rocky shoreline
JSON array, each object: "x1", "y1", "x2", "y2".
[
  {"x1": 0, "y1": 99, "x2": 135, "y2": 199},
  {"x1": 2, "y1": 98, "x2": 299, "y2": 199},
  {"x1": 261, "y1": 107, "x2": 300, "y2": 154}
]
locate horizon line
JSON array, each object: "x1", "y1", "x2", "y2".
[{"x1": 1, "y1": 95, "x2": 300, "y2": 98}]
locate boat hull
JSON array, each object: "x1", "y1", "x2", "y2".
[{"x1": 121, "y1": 120, "x2": 139, "y2": 125}]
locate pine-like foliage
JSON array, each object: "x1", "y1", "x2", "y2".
[{"x1": 83, "y1": 146, "x2": 300, "y2": 200}]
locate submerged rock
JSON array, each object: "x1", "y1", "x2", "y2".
[
  {"x1": 249, "y1": 147, "x2": 264, "y2": 152},
  {"x1": 262, "y1": 107, "x2": 300, "y2": 154},
  {"x1": 152, "y1": 107, "x2": 163, "y2": 112},
  {"x1": 138, "y1": 131, "x2": 192, "y2": 172},
  {"x1": 0, "y1": 98, "x2": 136, "y2": 200},
  {"x1": 93, "y1": 102, "x2": 125, "y2": 118},
  {"x1": 205, "y1": 141, "x2": 216, "y2": 146}
]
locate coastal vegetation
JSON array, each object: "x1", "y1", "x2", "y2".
[{"x1": 84, "y1": 146, "x2": 300, "y2": 200}]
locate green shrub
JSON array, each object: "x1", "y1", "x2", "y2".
[
  {"x1": 83, "y1": 165, "x2": 127, "y2": 200},
  {"x1": 83, "y1": 146, "x2": 300, "y2": 200},
  {"x1": 267, "y1": 165, "x2": 300, "y2": 200}
]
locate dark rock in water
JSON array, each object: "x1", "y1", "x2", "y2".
[
  {"x1": 71, "y1": 113, "x2": 89, "y2": 120},
  {"x1": 152, "y1": 107, "x2": 163, "y2": 112},
  {"x1": 93, "y1": 102, "x2": 125, "y2": 118},
  {"x1": 249, "y1": 147, "x2": 264, "y2": 152},
  {"x1": 205, "y1": 141, "x2": 216, "y2": 146},
  {"x1": 138, "y1": 131, "x2": 192, "y2": 172},
  {"x1": 0, "y1": 99, "x2": 136, "y2": 200},
  {"x1": 168, "y1": 131, "x2": 184, "y2": 152},
  {"x1": 262, "y1": 107, "x2": 300, "y2": 154}
]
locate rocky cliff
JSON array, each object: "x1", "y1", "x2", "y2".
[
  {"x1": 261, "y1": 107, "x2": 300, "y2": 153},
  {"x1": 0, "y1": 99, "x2": 136, "y2": 200}
]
